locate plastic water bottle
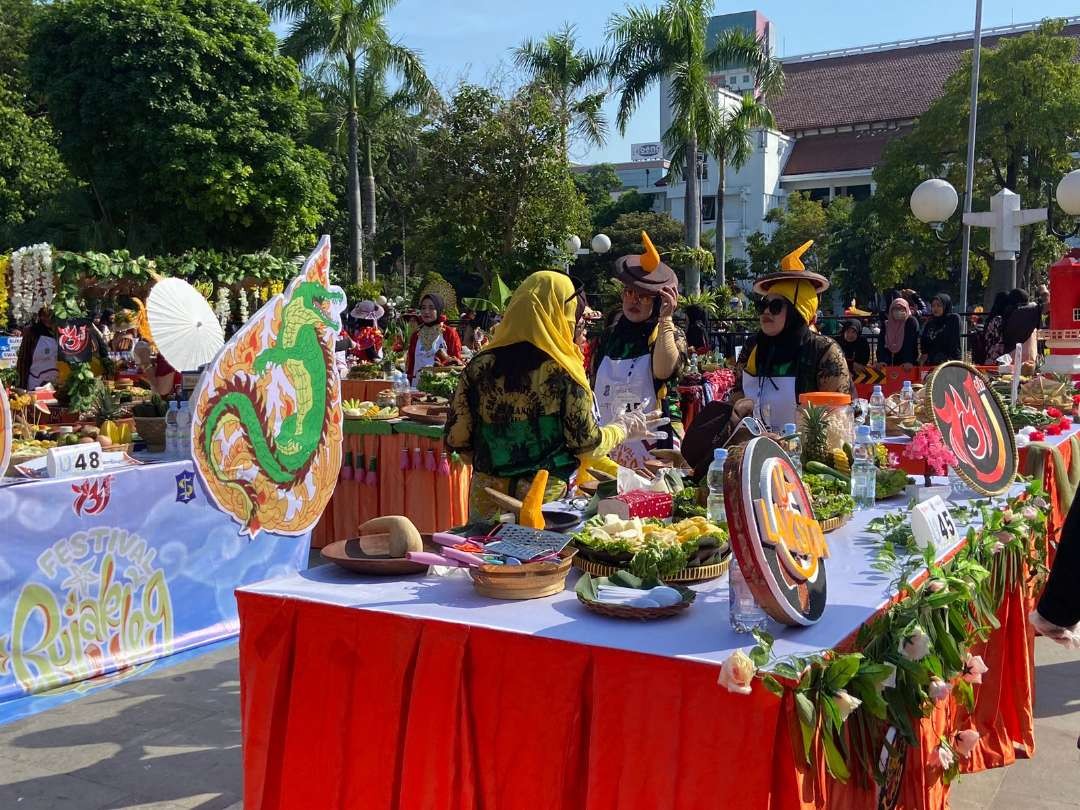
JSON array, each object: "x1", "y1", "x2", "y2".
[
  {"x1": 174, "y1": 401, "x2": 191, "y2": 458},
  {"x1": 869, "y1": 385, "x2": 886, "y2": 440},
  {"x1": 899, "y1": 380, "x2": 915, "y2": 420},
  {"x1": 729, "y1": 556, "x2": 769, "y2": 634},
  {"x1": 851, "y1": 425, "x2": 876, "y2": 509},
  {"x1": 783, "y1": 422, "x2": 802, "y2": 477},
  {"x1": 706, "y1": 448, "x2": 728, "y2": 526},
  {"x1": 165, "y1": 401, "x2": 179, "y2": 455}
]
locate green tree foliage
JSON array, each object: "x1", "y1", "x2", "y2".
[
  {"x1": 870, "y1": 20, "x2": 1079, "y2": 296},
  {"x1": 514, "y1": 23, "x2": 609, "y2": 156},
  {"x1": 747, "y1": 192, "x2": 852, "y2": 280},
  {"x1": 573, "y1": 210, "x2": 685, "y2": 300},
  {"x1": 0, "y1": 0, "x2": 37, "y2": 96},
  {"x1": 264, "y1": 0, "x2": 425, "y2": 283},
  {"x1": 574, "y1": 164, "x2": 655, "y2": 231},
  {"x1": 407, "y1": 84, "x2": 588, "y2": 287},
  {"x1": 608, "y1": 4, "x2": 782, "y2": 294},
  {"x1": 29, "y1": 0, "x2": 333, "y2": 255},
  {"x1": 0, "y1": 87, "x2": 72, "y2": 247}
]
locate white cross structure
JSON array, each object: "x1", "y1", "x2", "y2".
[{"x1": 962, "y1": 188, "x2": 1047, "y2": 260}]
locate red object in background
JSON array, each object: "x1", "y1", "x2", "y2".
[
  {"x1": 598, "y1": 489, "x2": 673, "y2": 519},
  {"x1": 1030, "y1": 430, "x2": 1046, "y2": 442},
  {"x1": 1047, "y1": 407, "x2": 1063, "y2": 419}
]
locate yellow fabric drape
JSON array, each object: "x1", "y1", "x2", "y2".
[{"x1": 478, "y1": 270, "x2": 589, "y2": 392}]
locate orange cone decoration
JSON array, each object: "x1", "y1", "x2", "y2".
[{"x1": 641, "y1": 231, "x2": 661, "y2": 273}]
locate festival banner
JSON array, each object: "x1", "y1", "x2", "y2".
[
  {"x1": 190, "y1": 235, "x2": 345, "y2": 537},
  {"x1": 0, "y1": 460, "x2": 307, "y2": 710}
]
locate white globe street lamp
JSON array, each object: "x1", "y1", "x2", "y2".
[
  {"x1": 590, "y1": 234, "x2": 612, "y2": 254},
  {"x1": 910, "y1": 178, "x2": 960, "y2": 229},
  {"x1": 564, "y1": 235, "x2": 582, "y2": 254},
  {"x1": 1056, "y1": 169, "x2": 1080, "y2": 217}
]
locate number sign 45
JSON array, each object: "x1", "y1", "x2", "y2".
[
  {"x1": 46, "y1": 442, "x2": 104, "y2": 479},
  {"x1": 911, "y1": 496, "x2": 958, "y2": 550}
]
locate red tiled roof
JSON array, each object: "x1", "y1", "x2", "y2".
[
  {"x1": 781, "y1": 128, "x2": 909, "y2": 176},
  {"x1": 772, "y1": 23, "x2": 1080, "y2": 132}
]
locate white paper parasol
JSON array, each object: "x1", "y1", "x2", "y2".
[{"x1": 147, "y1": 278, "x2": 225, "y2": 371}]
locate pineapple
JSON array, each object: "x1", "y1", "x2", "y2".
[
  {"x1": 800, "y1": 403, "x2": 832, "y2": 465},
  {"x1": 90, "y1": 383, "x2": 125, "y2": 443}
]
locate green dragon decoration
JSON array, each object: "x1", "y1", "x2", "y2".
[{"x1": 192, "y1": 236, "x2": 346, "y2": 536}]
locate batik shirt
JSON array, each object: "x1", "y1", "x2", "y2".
[{"x1": 444, "y1": 353, "x2": 601, "y2": 481}]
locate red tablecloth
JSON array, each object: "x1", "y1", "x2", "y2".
[{"x1": 237, "y1": 531, "x2": 1041, "y2": 810}]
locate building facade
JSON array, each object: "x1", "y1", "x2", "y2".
[{"x1": 658, "y1": 13, "x2": 1080, "y2": 264}]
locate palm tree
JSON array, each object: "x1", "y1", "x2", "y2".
[
  {"x1": 308, "y1": 46, "x2": 433, "y2": 280},
  {"x1": 514, "y1": 23, "x2": 609, "y2": 157},
  {"x1": 262, "y1": 0, "x2": 429, "y2": 283},
  {"x1": 707, "y1": 30, "x2": 782, "y2": 288},
  {"x1": 608, "y1": 1, "x2": 782, "y2": 294}
]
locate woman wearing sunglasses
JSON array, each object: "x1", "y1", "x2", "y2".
[
  {"x1": 731, "y1": 241, "x2": 851, "y2": 430},
  {"x1": 590, "y1": 232, "x2": 686, "y2": 472}
]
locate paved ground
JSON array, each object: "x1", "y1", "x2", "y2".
[{"x1": 0, "y1": 628, "x2": 1076, "y2": 808}]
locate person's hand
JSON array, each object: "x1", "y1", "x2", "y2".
[
  {"x1": 658, "y1": 287, "x2": 678, "y2": 320},
  {"x1": 612, "y1": 409, "x2": 668, "y2": 441}
]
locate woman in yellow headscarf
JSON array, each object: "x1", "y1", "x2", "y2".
[
  {"x1": 731, "y1": 241, "x2": 851, "y2": 430},
  {"x1": 444, "y1": 270, "x2": 650, "y2": 519}
]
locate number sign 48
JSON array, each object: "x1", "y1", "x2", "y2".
[{"x1": 46, "y1": 442, "x2": 104, "y2": 479}]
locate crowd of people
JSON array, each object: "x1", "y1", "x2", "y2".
[{"x1": 829, "y1": 285, "x2": 1046, "y2": 372}]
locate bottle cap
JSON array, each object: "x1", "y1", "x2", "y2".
[
  {"x1": 902, "y1": 380, "x2": 913, "y2": 387},
  {"x1": 872, "y1": 385, "x2": 883, "y2": 394},
  {"x1": 713, "y1": 448, "x2": 728, "y2": 463},
  {"x1": 783, "y1": 423, "x2": 797, "y2": 434},
  {"x1": 855, "y1": 425, "x2": 871, "y2": 440}
]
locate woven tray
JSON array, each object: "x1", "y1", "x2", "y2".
[
  {"x1": 571, "y1": 551, "x2": 729, "y2": 583},
  {"x1": 469, "y1": 548, "x2": 576, "y2": 599},
  {"x1": 819, "y1": 514, "x2": 851, "y2": 534},
  {"x1": 575, "y1": 575, "x2": 696, "y2": 621}
]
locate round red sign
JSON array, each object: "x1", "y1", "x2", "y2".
[{"x1": 723, "y1": 436, "x2": 828, "y2": 626}]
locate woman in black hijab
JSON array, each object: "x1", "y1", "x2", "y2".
[
  {"x1": 919, "y1": 293, "x2": 962, "y2": 366},
  {"x1": 1002, "y1": 288, "x2": 1041, "y2": 365},
  {"x1": 837, "y1": 318, "x2": 870, "y2": 372}
]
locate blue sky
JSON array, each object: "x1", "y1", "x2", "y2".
[{"x1": 377, "y1": 0, "x2": 1079, "y2": 164}]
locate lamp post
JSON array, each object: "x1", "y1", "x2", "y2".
[
  {"x1": 1047, "y1": 169, "x2": 1080, "y2": 239},
  {"x1": 564, "y1": 234, "x2": 612, "y2": 270},
  {"x1": 911, "y1": 180, "x2": 1051, "y2": 301}
]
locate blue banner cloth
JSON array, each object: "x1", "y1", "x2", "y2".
[{"x1": 0, "y1": 459, "x2": 307, "y2": 709}]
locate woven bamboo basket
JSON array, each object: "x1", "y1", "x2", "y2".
[
  {"x1": 469, "y1": 549, "x2": 577, "y2": 599},
  {"x1": 134, "y1": 416, "x2": 166, "y2": 452},
  {"x1": 571, "y1": 551, "x2": 730, "y2": 583},
  {"x1": 576, "y1": 582, "x2": 696, "y2": 621},
  {"x1": 819, "y1": 514, "x2": 850, "y2": 534}
]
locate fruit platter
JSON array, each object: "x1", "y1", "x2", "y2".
[
  {"x1": 342, "y1": 399, "x2": 399, "y2": 420},
  {"x1": 571, "y1": 514, "x2": 729, "y2": 583}
]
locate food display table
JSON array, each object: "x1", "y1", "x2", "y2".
[
  {"x1": 311, "y1": 418, "x2": 471, "y2": 547},
  {"x1": 0, "y1": 458, "x2": 308, "y2": 721},
  {"x1": 341, "y1": 377, "x2": 393, "y2": 403},
  {"x1": 237, "y1": 493, "x2": 1038, "y2": 810}
]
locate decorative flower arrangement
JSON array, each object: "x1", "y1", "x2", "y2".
[
  {"x1": 238, "y1": 287, "x2": 250, "y2": 323},
  {"x1": 0, "y1": 255, "x2": 10, "y2": 323},
  {"x1": 214, "y1": 287, "x2": 231, "y2": 328},
  {"x1": 10, "y1": 244, "x2": 55, "y2": 324},
  {"x1": 904, "y1": 424, "x2": 958, "y2": 486}
]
